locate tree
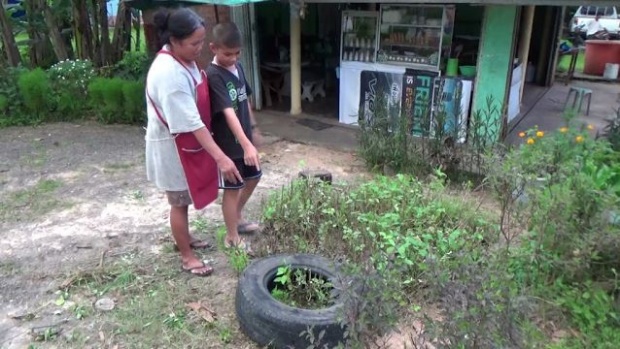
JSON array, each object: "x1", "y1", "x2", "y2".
[{"x1": 0, "y1": 4, "x2": 21, "y2": 66}]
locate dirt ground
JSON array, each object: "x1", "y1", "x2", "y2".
[{"x1": 0, "y1": 121, "x2": 368, "y2": 349}]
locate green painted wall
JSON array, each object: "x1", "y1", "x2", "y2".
[{"x1": 472, "y1": 5, "x2": 518, "y2": 142}]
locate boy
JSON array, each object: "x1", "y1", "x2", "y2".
[{"x1": 207, "y1": 22, "x2": 262, "y2": 253}]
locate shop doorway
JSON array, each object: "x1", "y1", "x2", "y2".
[
  {"x1": 254, "y1": 2, "x2": 341, "y2": 119},
  {"x1": 512, "y1": 6, "x2": 563, "y2": 127}
]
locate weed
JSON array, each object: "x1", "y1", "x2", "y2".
[
  {"x1": 191, "y1": 216, "x2": 210, "y2": 234},
  {"x1": 271, "y1": 265, "x2": 334, "y2": 309},
  {"x1": 358, "y1": 85, "x2": 500, "y2": 180}
]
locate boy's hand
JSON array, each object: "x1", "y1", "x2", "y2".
[
  {"x1": 242, "y1": 142, "x2": 260, "y2": 171},
  {"x1": 217, "y1": 156, "x2": 243, "y2": 184}
]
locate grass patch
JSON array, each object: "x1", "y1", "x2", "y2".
[
  {"x1": 103, "y1": 162, "x2": 134, "y2": 173},
  {"x1": 557, "y1": 51, "x2": 585, "y2": 73},
  {"x1": 22, "y1": 142, "x2": 48, "y2": 167},
  {"x1": 0, "y1": 260, "x2": 19, "y2": 277},
  {"x1": 59, "y1": 251, "x2": 247, "y2": 349},
  {"x1": 0, "y1": 179, "x2": 71, "y2": 222}
]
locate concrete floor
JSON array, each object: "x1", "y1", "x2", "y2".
[
  {"x1": 255, "y1": 109, "x2": 359, "y2": 152},
  {"x1": 256, "y1": 79, "x2": 620, "y2": 151},
  {"x1": 507, "y1": 80, "x2": 620, "y2": 144}
]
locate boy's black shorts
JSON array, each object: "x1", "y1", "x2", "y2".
[{"x1": 218, "y1": 158, "x2": 262, "y2": 190}]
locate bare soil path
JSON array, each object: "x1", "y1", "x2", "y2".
[{"x1": 0, "y1": 121, "x2": 367, "y2": 349}]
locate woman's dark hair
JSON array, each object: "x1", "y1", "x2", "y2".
[{"x1": 153, "y1": 7, "x2": 205, "y2": 47}]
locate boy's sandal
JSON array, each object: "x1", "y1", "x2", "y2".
[
  {"x1": 238, "y1": 222, "x2": 262, "y2": 235},
  {"x1": 182, "y1": 262, "x2": 214, "y2": 277}
]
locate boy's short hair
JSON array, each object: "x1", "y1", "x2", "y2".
[{"x1": 212, "y1": 22, "x2": 242, "y2": 48}]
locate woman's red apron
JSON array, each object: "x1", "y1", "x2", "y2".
[{"x1": 146, "y1": 50, "x2": 218, "y2": 210}]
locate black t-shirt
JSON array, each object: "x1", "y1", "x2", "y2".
[{"x1": 206, "y1": 63, "x2": 253, "y2": 159}]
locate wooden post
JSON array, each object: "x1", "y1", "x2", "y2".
[
  {"x1": 290, "y1": 3, "x2": 302, "y2": 115},
  {"x1": 518, "y1": 5, "x2": 535, "y2": 100}
]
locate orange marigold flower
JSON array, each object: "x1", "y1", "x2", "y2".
[
  {"x1": 587, "y1": 124, "x2": 594, "y2": 130},
  {"x1": 536, "y1": 131, "x2": 544, "y2": 138},
  {"x1": 527, "y1": 138, "x2": 535, "y2": 145},
  {"x1": 518, "y1": 132, "x2": 526, "y2": 138},
  {"x1": 575, "y1": 135, "x2": 584, "y2": 143},
  {"x1": 559, "y1": 127, "x2": 569, "y2": 133}
]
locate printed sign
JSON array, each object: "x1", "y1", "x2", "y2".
[
  {"x1": 401, "y1": 69, "x2": 439, "y2": 136},
  {"x1": 359, "y1": 70, "x2": 404, "y2": 125}
]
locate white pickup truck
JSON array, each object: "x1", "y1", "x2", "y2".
[{"x1": 571, "y1": 5, "x2": 620, "y2": 39}]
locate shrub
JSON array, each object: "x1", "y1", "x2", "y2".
[
  {"x1": 48, "y1": 59, "x2": 96, "y2": 97},
  {"x1": 358, "y1": 89, "x2": 499, "y2": 181},
  {"x1": 48, "y1": 59, "x2": 96, "y2": 121},
  {"x1": 259, "y1": 174, "x2": 501, "y2": 347},
  {"x1": 602, "y1": 108, "x2": 620, "y2": 152},
  {"x1": 88, "y1": 77, "x2": 125, "y2": 124},
  {"x1": 112, "y1": 51, "x2": 152, "y2": 81},
  {"x1": 0, "y1": 66, "x2": 33, "y2": 127},
  {"x1": 122, "y1": 80, "x2": 146, "y2": 124},
  {"x1": 17, "y1": 68, "x2": 53, "y2": 122},
  {"x1": 89, "y1": 78, "x2": 145, "y2": 125},
  {"x1": 487, "y1": 117, "x2": 620, "y2": 346}
]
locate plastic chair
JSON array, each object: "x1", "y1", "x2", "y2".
[{"x1": 564, "y1": 86, "x2": 592, "y2": 116}]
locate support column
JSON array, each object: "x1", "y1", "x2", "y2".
[
  {"x1": 290, "y1": 3, "x2": 302, "y2": 115},
  {"x1": 518, "y1": 5, "x2": 535, "y2": 101}
]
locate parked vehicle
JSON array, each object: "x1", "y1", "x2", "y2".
[{"x1": 571, "y1": 6, "x2": 620, "y2": 39}]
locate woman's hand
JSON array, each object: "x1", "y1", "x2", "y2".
[{"x1": 217, "y1": 156, "x2": 243, "y2": 184}]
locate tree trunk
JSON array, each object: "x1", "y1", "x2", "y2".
[
  {"x1": 134, "y1": 11, "x2": 141, "y2": 52},
  {"x1": 89, "y1": 0, "x2": 102, "y2": 66},
  {"x1": 111, "y1": 2, "x2": 132, "y2": 62},
  {"x1": 0, "y1": 3, "x2": 21, "y2": 66},
  {"x1": 42, "y1": 4, "x2": 69, "y2": 61},
  {"x1": 72, "y1": 0, "x2": 94, "y2": 60},
  {"x1": 99, "y1": 0, "x2": 111, "y2": 66}
]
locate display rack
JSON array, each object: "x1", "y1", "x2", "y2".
[
  {"x1": 340, "y1": 11, "x2": 379, "y2": 63},
  {"x1": 377, "y1": 5, "x2": 446, "y2": 68}
]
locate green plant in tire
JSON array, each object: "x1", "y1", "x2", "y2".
[{"x1": 271, "y1": 265, "x2": 334, "y2": 309}]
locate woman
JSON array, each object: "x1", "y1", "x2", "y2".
[{"x1": 145, "y1": 7, "x2": 242, "y2": 276}]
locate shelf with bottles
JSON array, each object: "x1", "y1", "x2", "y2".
[
  {"x1": 340, "y1": 11, "x2": 378, "y2": 63},
  {"x1": 378, "y1": 4, "x2": 445, "y2": 67},
  {"x1": 376, "y1": 50, "x2": 439, "y2": 66}
]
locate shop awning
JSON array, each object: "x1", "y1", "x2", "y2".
[
  {"x1": 301, "y1": 0, "x2": 616, "y2": 5},
  {"x1": 123, "y1": 0, "x2": 272, "y2": 11}
]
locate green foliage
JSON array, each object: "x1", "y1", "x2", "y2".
[
  {"x1": 121, "y1": 80, "x2": 146, "y2": 124},
  {"x1": 88, "y1": 77, "x2": 144, "y2": 125},
  {"x1": 17, "y1": 68, "x2": 53, "y2": 122},
  {"x1": 48, "y1": 59, "x2": 96, "y2": 97},
  {"x1": 602, "y1": 108, "x2": 620, "y2": 152},
  {"x1": 260, "y1": 174, "x2": 501, "y2": 347},
  {"x1": 358, "y1": 90, "x2": 499, "y2": 181},
  {"x1": 47, "y1": 59, "x2": 96, "y2": 122},
  {"x1": 486, "y1": 114, "x2": 620, "y2": 347},
  {"x1": 113, "y1": 51, "x2": 152, "y2": 81},
  {"x1": 0, "y1": 66, "x2": 29, "y2": 126},
  {"x1": 270, "y1": 266, "x2": 333, "y2": 309}
]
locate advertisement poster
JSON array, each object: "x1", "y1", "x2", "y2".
[
  {"x1": 401, "y1": 69, "x2": 439, "y2": 136},
  {"x1": 359, "y1": 70, "x2": 404, "y2": 125}
]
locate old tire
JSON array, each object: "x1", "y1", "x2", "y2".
[{"x1": 235, "y1": 253, "x2": 345, "y2": 348}]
